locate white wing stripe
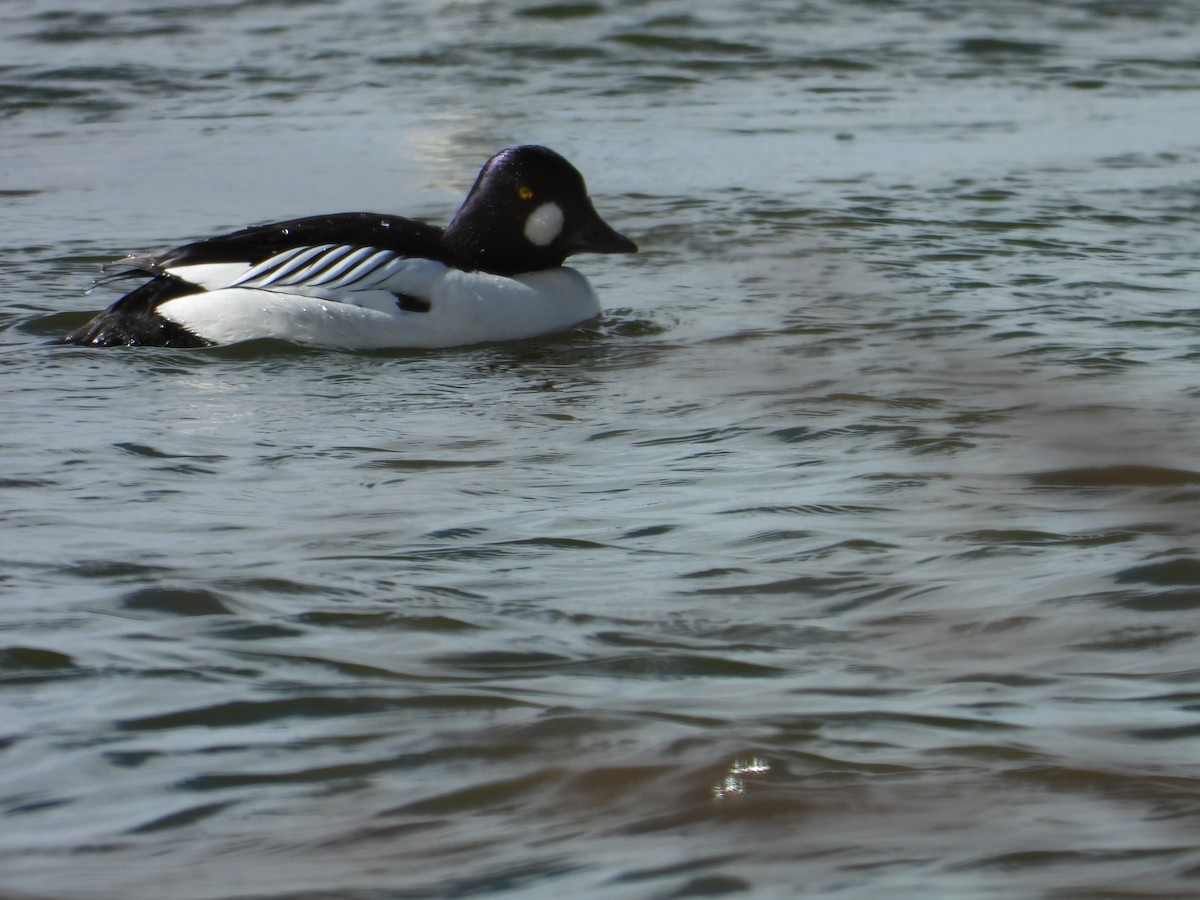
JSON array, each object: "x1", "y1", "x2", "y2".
[
  {"x1": 269, "y1": 245, "x2": 357, "y2": 286},
  {"x1": 317, "y1": 250, "x2": 404, "y2": 290},
  {"x1": 230, "y1": 245, "x2": 338, "y2": 288},
  {"x1": 308, "y1": 247, "x2": 391, "y2": 287},
  {"x1": 257, "y1": 245, "x2": 336, "y2": 283},
  {"x1": 227, "y1": 245, "x2": 419, "y2": 292},
  {"x1": 216, "y1": 245, "x2": 445, "y2": 297}
]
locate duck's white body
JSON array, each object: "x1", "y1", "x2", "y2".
[{"x1": 155, "y1": 263, "x2": 599, "y2": 349}]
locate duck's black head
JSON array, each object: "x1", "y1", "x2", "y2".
[{"x1": 443, "y1": 145, "x2": 638, "y2": 276}]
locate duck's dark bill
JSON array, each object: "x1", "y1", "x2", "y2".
[{"x1": 564, "y1": 215, "x2": 639, "y2": 255}]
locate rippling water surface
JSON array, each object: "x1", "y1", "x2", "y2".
[{"x1": 3, "y1": 1, "x2": 1200, "y2": 896}]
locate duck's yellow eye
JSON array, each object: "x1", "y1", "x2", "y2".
[{"x1": 517, "y1": 185, "x2": 534, "y2": 201}]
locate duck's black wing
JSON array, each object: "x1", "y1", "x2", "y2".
[{"x1": 125, "y1": 212, "x2": 454, "y2": 273}]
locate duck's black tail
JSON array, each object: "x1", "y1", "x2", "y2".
[{"x1": 59, "y1": 277, "x2": 213, "y2": 348}]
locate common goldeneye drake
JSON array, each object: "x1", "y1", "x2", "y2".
[{"x1": 61, "y1": 145, "x2": 637, "y2": 349}]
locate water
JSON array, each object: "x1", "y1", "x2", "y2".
[{"x1": 3, "y1": 0, "x2": 1200, "y2": 896}]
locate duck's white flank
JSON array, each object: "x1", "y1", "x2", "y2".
[{"x1": 155, "y1": 266, "x2": 601, "y2": 349}]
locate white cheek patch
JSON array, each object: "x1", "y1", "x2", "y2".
[{"x1": 524, "y1": 202, "x2": 564, "y2": 247}]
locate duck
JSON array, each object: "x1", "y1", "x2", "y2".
[{"x1": 60, "y1": 145, "x2": 637, "y2": 349}]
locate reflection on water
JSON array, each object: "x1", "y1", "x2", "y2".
[{"x1": 3, "y1": 0, "x2": 1200, "y2": 896}]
